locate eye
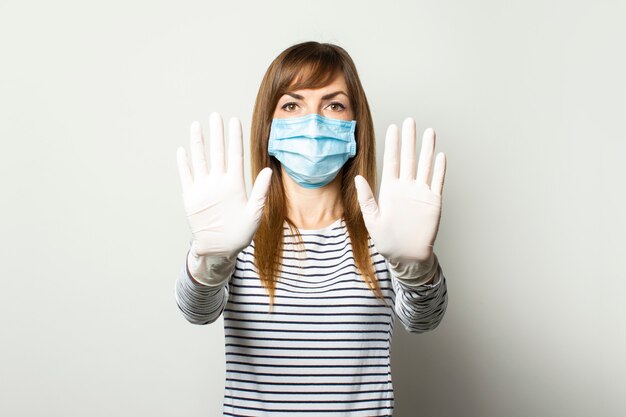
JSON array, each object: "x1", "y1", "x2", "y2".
[
  {"x1": 281, "y1": 102, "x2": 299, "y2": 112},
  {"x1": 327, "y1": 102, "x2": 346, "y2": 112}
]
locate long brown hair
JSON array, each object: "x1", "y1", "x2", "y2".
[{"x1": 250, "y1": 41, "x2": 384, "y2": 309}]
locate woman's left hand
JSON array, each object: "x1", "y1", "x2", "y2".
[{"x1": 354, "y1": 118, "x2": 446, "y2": 264}]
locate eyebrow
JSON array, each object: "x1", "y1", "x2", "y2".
[{"x1": 285, "y1": 91, "x2": 349, "y2": 100}]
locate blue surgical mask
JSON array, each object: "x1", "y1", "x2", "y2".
[{"x1": 268, "y1": 113, "x2": 357, "y2": 188}]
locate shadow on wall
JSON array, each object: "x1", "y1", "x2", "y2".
[{"x1": 391, "y1": 325, "x2": 479, "y2": 417}]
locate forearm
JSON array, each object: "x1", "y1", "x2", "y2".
[
  {"x1": 173, "y1": 248, "x2": 236, "y2": 325},
  {"x1": 389, "y1": 253, "x2": 448, "y2": 333}
]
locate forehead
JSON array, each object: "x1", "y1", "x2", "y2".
[{"x1": 286, "y1": 71, "x2": 348, "y2": 95}]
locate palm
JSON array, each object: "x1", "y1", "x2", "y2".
[
  {"x1": 177, "y1": 112, "x2": 272, "y2": 257},
  {"x1": 182, "y1": 170, "x2": 250, "y2": 255},
  {"x1": 355, "y1": 118, "x2": 446, "y2": 263}
]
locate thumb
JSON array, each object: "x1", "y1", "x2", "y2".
[
  {"x1": 354, "y1": 175, "x2": 380, "y2": 222},
  {"x1": 246, "y1": 167, "x2": 273, "y2": 222}
]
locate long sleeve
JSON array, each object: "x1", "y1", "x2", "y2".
[
  {"x1": 173, "y1": 248, "x2": 234, "y2": 325},
  {"x1": 388, "y1": 252, "x2": 448, "y2": 334}
]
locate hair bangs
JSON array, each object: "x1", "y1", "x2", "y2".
[{"x1": 277, "y1": 48, "x2": 345, "y2": 96}]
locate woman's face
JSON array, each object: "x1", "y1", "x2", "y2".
[{"x1": 273, "y1": 72, "x2": 354, "y2": 121}]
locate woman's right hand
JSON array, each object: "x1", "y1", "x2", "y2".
[{"x1": 176, "y1": 112, "x2": 272, "y2": 258}]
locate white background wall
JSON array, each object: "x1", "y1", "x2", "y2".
[{"x1": 1, "y1": 1, "x2": 624, "y2": 416}]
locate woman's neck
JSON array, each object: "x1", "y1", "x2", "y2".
[{"x1": 281, "y1": 167, "x2": 344, "y2": 230}]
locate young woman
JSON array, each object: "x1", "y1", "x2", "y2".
[{"x1": 175, "y1": 41, "x2": 448, "y2": 416}]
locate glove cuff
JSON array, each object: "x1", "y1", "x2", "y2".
[
  {"x1": 386, "y1": 252, "x2": 439, "y2": 286},
  {"x1": 186, "y1": 247, "x2": 237, "y2": 287}
]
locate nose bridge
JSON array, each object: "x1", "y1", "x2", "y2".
[
  {"x1": 300, "y1": 91, "x2": 325, "y2": 117},
  {"x1": 304, "y1": 102, "x2": 324, "y2": 117}
]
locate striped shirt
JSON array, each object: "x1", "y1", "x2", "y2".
[{"x1": 175, "y1": 217, "x2": 448, "y2": 416}]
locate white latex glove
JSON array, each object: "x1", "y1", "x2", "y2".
[
  {"x1": 176, "y1": 112, "x2": 273, "y2": 260},
  {"x1": 355, "y1": 118, "x2": 446, "y2": 269}
]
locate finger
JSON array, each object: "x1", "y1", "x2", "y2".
[
  {"x1": 354, "y1": 175, "x2": 380, "y2": 223},
  {"x1": 381, "y1": 124, "x2": 400, "y2": 183},
  {"x1": 228, "y1": 117, "x2": 245, "y2": 185},
  {"x1": 176, "y1": 146, "x2": 194, "y2": 191},
  {"x1": 416, "y1": 128, "x2": 435, "y2": 185},
  {"x1": 190, "y1": 121, "x2": 209, "y2": 178},
  {"x1": 209, "y1": 112, "x2": 225, "y2": 174},
  {"x1": 245, "y1": 167, "x2": 273, "y2": 222},
  {"x1": 431, "y1": 152, "x2": 446, "y2": 196},
  {"x1": 400, "y1": 117, "x2": 417, "y2": 181}
]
